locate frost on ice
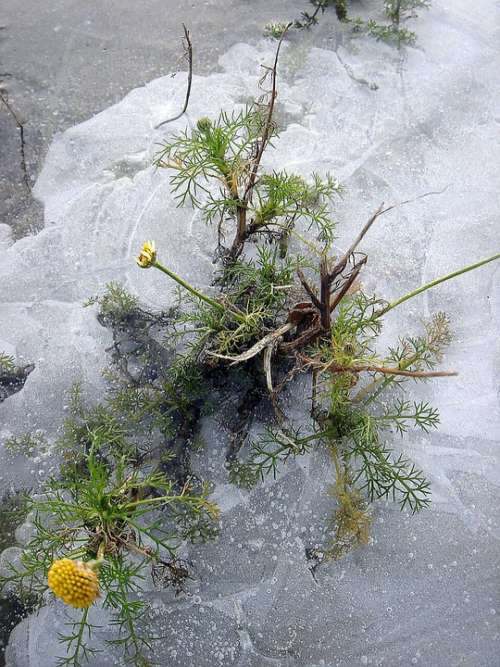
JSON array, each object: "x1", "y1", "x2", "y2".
[{"x1": 1, "y1": 0, "x2": 499, "y2": 664}]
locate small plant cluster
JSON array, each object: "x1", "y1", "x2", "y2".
[
  {"x1": 293, "y1": 0, "x2": 348, "y2": 30},
  {"x1": 0, "y1": 491, "x2": 36, "y2": 663},
  {"x1": 363, "y1": 0, "x2": 432, "y2": 46},
  {"x1": 0, "y1": 352, "x2": 15, "y2": 374},
  {"x1": 264, "y1": 0, "x2": 431, "y2": 47},
  {"x1": 0, "y1": 352, "x2": 34, "y2": 404},
  {"x1": 1, "y1": 37, "x2": 498, "y2": 667},
  {"x1": 1, "y1": 382, "x2": 219, "y2": 665},
  {"x1": 154, "y1": 36, "x2": 341, "y2": 264},
  {"x1": 145, "y1": 38, "x2": 498, "y2": 564}
]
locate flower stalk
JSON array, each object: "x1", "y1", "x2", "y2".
[
  {"x1": 136, "y1": 241, "x2": 246, "y2": 323},
  {"x1": 378, "y1": 252, "x2": 500, "y2": 317}
]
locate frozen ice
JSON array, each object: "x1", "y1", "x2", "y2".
[{"x1": 2, "y1": 0, "x2": 500, "y2": 664}]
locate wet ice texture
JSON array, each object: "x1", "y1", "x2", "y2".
[{"x1": 2, "y1": 0, "x2": 500, "y2": 664}]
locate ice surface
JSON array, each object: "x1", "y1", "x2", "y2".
[{"x1": 2, "y1": 0, "x2": 500, "y2": 664}]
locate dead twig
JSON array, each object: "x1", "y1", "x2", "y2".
[
  {"x1": 263, "y1": 343, "x2": 275, "y2": 395},
  {"x1": 229, "y1": 23, "x2": 291, "y2": 259},
  {"x1": 0, "y1": 90, "x2": 30, "y2": 191},
  {"x1": 279, "y1": 322, "x2": 322, "y2": 353},
  {"x1": 328, "y1": 188, "x2": 450, "y2": 286},
  {"x1": 330, "y1": 255, "x2": 367, "y2": 312},
  {"x1": 272, "y1": 353, "x2": 308, "y2": 398},
  {"x1": 155, "y1": 24, "x2": 193, "y2": 129},
  {"x1": 297, "y1": 268, "x2": 322, "y2": 310},
  {"x1": 327, "y1": 202, "x2": 388, "y2": 283},
  {"x1": 207, "y1": 322, "x2": 294, "y2": 365},
  {"x1": 243, "y1": 25, "x2": 290, "y2": 201}
]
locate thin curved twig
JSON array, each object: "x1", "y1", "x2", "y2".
[
  {"x1": 155, "y1": 24, "x2": 193, "y2": 129},
  {"x1": 243, "y1": 24, "x2": 290, "y2": 202},
  {"x1": 0, "y1": 90, "x2": 30, "y2": 191}
]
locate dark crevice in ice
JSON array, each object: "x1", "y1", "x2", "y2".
[{"x1": 0, "y1": 363, "x2": 34, "y2": 404}]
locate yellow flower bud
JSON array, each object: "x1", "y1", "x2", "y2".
[
  {"x1": 48, "y1": 558, "x2": 100, "y2": 608},
  {"x1": 136, "y1": 240, "x2": 157, "y2": 269}
]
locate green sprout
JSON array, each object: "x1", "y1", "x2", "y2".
[
  {"x1": 271, "y1": 0, "x2": 431, "y2": 47},
  {"x1": 0, "y1": 352, "x2": 15, "y2": 374},
  {"x1": 264, "y1": 22, "x2": 290, "y2": 39}
]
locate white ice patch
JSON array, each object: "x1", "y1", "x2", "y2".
[{"x1": 2, "y1": 1, "x2": 500, "y2": 664}]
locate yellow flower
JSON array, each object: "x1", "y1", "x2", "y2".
[
  {"x1": 48, "y1": 558, "x2": 100, "y2": 608},
  {"x1": 136, "y1": 240, "x2": 157, "y2": 268}
]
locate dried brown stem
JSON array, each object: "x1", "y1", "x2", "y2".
[
  {"x1": 243, "y1": 26, "x2": 289, "y2": 203},
  {"x1": 0, "y1": 90, "x2": 30, "y2": 191},
  {"x1": 301, "y1": 355, "x2": 457, "y2": 379},
  {"x1": 279, "y1": 323, "x2": 322, "y2": 353},
  {"x1": 330, "y1": 256, "x2": 367, "y2": 312},
  {"x1": 207, "y1": 322, "x2": 294, "y2": 365},
  {"x1": 328, "y1": 202, "x2": 387, "y2": 282},
  {"x1": 319, "y1": 256, "x2": 332, "y2": 330},
  {"x1": 297, "y1": 268, "x2": 322, "y2": 310},
  {"x1": 263, "y1": 343, "x2": 275, "y2": 395},
  {"x1": 228, "y1": 25, "x2": 290, "y2": 260},
  {"x1": 155, "y1": 24, "x2": 193, "y2": 129},
  {"x1": 327, "y1": 188, "x2": 449, "y2": 284}
]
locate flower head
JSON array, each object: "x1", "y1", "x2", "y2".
[
  {"x1": 136, "y1": 240, "x2": 157, "y2": 269},
  {"x1": 196, "y1": 117, "x2": 212, "y2": 133},
  {"x1": 48, "y1": 558, "x2": 100, "y2": 608}
]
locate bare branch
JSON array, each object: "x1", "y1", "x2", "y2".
[
  {"x1": 155, "y1": 24, "x2": 193, "y2": 129},
  {"x1": 328, "y1": 187, "x2": 450, "y2": 283},
  {"x1": 279, "y1": 323, "x2": 322, "y2": 353},
  {"x1": 207, "y1": 322, "x2": 293, "y2": 365},
  {"x1": 243, "y1": 24, "x2": 291, "y2": 203},
  {"x1": 328, "y1": 202, "x2": 386, "y2": 282},
  {"x1": 297, "y1": 268, "x2": 322, "y2": 310},
  {"x1": 0, "y1": 90, "x2": 30, "y2": 191},
  {"x1": 330, "y1": 256, "x2": 367, "y2": 312},
  {"x1": 229, "y1": 25, "x2": 290, "y2": 260}
]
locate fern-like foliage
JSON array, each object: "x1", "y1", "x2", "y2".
[
  {"x1": 1, "y1": 390, "x2": 219, "y2": 667},
  {"x1": 281, "y1": 0, "x2": 431, "y2": 47},
  {"x1": 230, "y1": 307, "x2": 451, "y2": 557},
  {"x1": 155, "y1": 107, "x2": 341, "y2": 259},
  {"x1": 155, "y1": 108, "x2": 269, "y2": 209},
  {"x1": 0, "y1": 352, "x2": 15, "y2": 373}
]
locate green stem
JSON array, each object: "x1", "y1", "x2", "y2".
[
  {"x1": 69, "y1": 607, "x2": 89, "y2": 666},
  {"x1": 125, "y1": 492, "x2": 205, "y2": 511},
  {"x1": 127, "y1": 520, "x2": 177, "y2": 557},
  {"x1": 297, "y1": 428, "x2": 334, "y2": 444},
  {"x1": 269, "y1": 221, "x2": 324, "y2": 258},
  {"x1": 358, "y1": 374, "x2": 393, "y2": 406},
  {"x1": 378, "y1": 253, "x2": 500, "y2": 317},
  {"x1": 124, "y1": 494, "x2": 182, "y2": 510},
  {"x1": 358, "y1": 253, "x2": 500, "y2": 405},
  {"x1": 152, "y1": 260, "x2": 246, "y2": 323}
]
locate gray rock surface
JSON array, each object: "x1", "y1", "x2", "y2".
[
  {"x1": 1, "y1": 1, "x2": 500, "y2": 665},
  {"x1": 0, "y1": 0, "x2": 306, "y2": 238}
]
